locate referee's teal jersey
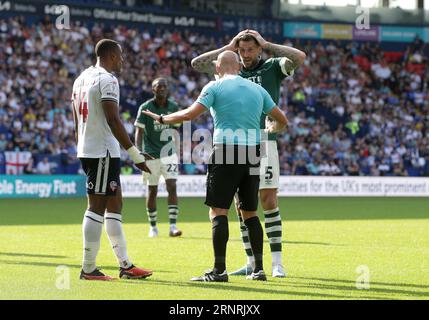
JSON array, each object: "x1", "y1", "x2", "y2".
[{"x1": 196, "y1": 74, "x2": 276, "y2": 146}]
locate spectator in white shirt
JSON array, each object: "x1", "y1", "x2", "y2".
[{"x1": 36, "y1": 157, "x2": 51, "y2": 174}]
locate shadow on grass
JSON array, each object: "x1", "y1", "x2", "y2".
[
  {"x1": 0, "y1": 260, "x2": 175, "y2": 274},
  {"x1": 0, "y1": 252, "x2": 67, "y2": 259},
  {"x1": 117, "y1": 278, "x2": 390, "y2": 300},
  {"x1": 88, "y1": 271, "x2": 428, "y2": 299},
  {"x1": 183, "y1": 237, "x2": 336, "y2": 246},
  {"x1": 289, "y1": 276, "x2": 429, "y2": 291},
  {"x1": 0, "y1": 260, "x2": 413, "y2": 299},
  {"x1": 285, "y1": 276, "x2": 429, "y2": 298}
]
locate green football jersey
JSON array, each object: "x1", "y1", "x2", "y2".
[
  {"x1": 135, "y1": 98, "x2": 179, "y2": 158},
  {"x1": 239, "y1": 57, "x2": 289, "y2": 140}
]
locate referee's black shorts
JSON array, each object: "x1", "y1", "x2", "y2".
[
  {"x1": 80, "y1": 152, "x2": 121, "y2": 196},
  {"x1": 205, "y1": 144, "x2": 261, "y2": 211}
]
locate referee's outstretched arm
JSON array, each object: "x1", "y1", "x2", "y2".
[
  {"x1": 141, "y1": 102, "x2": 207, "y2": 124},
  {"x1": 141, "y1": 101, "x2": 288, "y2": 133}
]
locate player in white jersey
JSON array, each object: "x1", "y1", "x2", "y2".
[{"x1": 72, "y1": 39, "x2": 153, "y2": 281}]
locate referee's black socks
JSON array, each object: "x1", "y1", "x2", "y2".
[
  {"x1": 244, "y1": 216, "x2": 264, "y2": 273},
  {"x1": 212, "y1": 215, "x2": 229, "y2": 274}
]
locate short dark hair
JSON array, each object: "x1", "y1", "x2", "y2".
[
  {"x1": 152, "y1": 77, "x2": 168, "y2": 87},
  {"x1": 237, "y1": 34, "x2": 260, "y2": 46},
  {"x1": 95, "y1": 39, "x2": 120, "y2": 57}
]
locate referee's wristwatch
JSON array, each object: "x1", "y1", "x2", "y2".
[{"x1": 159, "y1": 114, "x2": 165, "y2": 124}]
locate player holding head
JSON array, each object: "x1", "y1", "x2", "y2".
[
  {"x1": 142, "y1": 50, "x2": 288, "y2": 281},
  {"x1": 134, "y1": 77, "x2": 182, "y2": 238},
  {"x1": 72, "y1": 39, "x2": 153, "y2": 280},
  {"x1": 191, "y1": 30, "x2": 306, "y2": 278}
]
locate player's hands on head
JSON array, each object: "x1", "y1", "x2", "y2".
[
  {"x1": 246, "y1": 30, "x2": 267, "y2": 48},
  {"x1": 135, "y1": 161, "x2": 152, "y2": 174},
  {"x1": 228, "y1": 29, "x2": 249, "y2": 50}
]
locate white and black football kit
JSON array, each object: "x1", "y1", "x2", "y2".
[{"x1": 72, "y1": 64, "x2": 121, "y2": 196}]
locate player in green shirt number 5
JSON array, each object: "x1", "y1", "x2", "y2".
[
  {"x1": 134, "y1": 78, "x2": 182, "y2": 238},
  {"x1": 191, "y1": 29, "x2": 306, "y2": 278}
]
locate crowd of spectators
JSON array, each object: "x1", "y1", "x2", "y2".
[{"x1": 0, "y1": 16, "x2": 428, "y2": 176}]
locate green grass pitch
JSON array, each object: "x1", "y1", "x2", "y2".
[{"x1": 0, "y1": 197, "x2": 428, "y2": 300}]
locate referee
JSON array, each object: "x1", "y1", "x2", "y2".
[{"x1": 141, "y1": 51, "x2": 288, "y2": 282}]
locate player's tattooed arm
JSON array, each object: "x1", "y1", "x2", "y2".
[
  {"x1": 246, "y1": 29, "x2": 306, "y2": 72},
  {"x1": 266, "y1": 43, "x2": 306, "y2": 72},
  {"x1": 191, "y1": 49, "x2": 220, "y2": 75}
]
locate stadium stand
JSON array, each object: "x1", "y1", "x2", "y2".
[{"x1": 0, "y1": 16, "x2": 428, "y2": 176}]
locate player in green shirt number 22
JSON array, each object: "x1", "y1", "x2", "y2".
[{"x1": 134, "y1": 78, "x2": 182, "y2": 238}]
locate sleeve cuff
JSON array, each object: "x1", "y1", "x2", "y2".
[
  {"x1": 101, "y1": 98, "x2": 119, "y2": 103},
  {"x1": 196, "y1": 101, "x2": 210, "y2": 109},
  {"x1": 280, "y1": 57, "x2": 295, "y2": 77}
]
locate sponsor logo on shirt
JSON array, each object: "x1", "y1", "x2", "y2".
[
  {"x1": 110, "y1": 181, "x2": 118, "y2": 192},
  {"x1": 246, "y1": 75, "x2": 263, "y2": 85},
  {"x1": 154, "y1": 123, "x2": 171, "y2": 131},
  {"x1": 104, "y1": 92, "x2": 118, "y2": 98}
]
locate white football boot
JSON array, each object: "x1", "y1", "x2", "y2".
[
  {"x1": 148, "y1": 226, "x2": 159, "y2": 238},
  {"x1": 272, "y1": 264, "x2": 286, "y2": 278}
]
